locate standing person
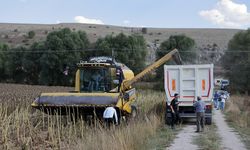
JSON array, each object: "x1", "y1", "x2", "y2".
[
  {"x1": 213, "y1": 91, "x2": 219, "y2": 108},
  {"x1": 217, "y1": 92, "x2": 222, "y2": 110},
  {"x1": 88, "y1": 70, "x2": 102, "y2": 91},
  {"x1": 116, "y1": 67, "x2": 124, "y2": 92},
  {"x1": 103, "y1": 107, "x2": 118, "y2": 128},
  {"x1": 193, "y1": 96, "x2": 206, "y2": 132},
  {"x1": 220, "y1": 92, "x2": 227, "y2": 111},
  {"x1": 170, "y1": 93, "x2": 181, "y2": 129}
]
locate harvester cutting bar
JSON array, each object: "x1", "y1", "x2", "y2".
[{"x1": 32, "y1": 93, "x2": 120, "y2": 107}]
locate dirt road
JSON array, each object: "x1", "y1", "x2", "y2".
[
  {"x1": 167, "y1": 110, "x2": 247, "y2": 150},
  {"x1": 167, "y1": 125, "x2": 198, "y2": 150},
  {"x1": 213, "y1": 109, "x2": 246, "y2": 150}
]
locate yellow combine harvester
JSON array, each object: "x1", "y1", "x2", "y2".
[{"x1": 31, "y1": 49, "x2": 182, "y2": 120}]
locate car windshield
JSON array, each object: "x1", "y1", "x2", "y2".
[
  {"x1": 222, "y1": 81, "x2": 229, "y2": 84},
  {"x1": 80, "y1": 68, "x2": 112, "y2": 92}
]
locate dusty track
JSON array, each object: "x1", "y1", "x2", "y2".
[
  {"x1": 167, "y1": 125, "x2": 198, "y2": 150},
  {"x1": 167, "y1": 109, "x2": 247, "y2": 150},
  {"x1": 214, "y1": 109, "x2": 246, "y2": 150}
]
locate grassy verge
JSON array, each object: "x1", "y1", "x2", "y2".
[
  {"x1": 145, "y1": 125, "x2": 176, "y2": 150},
  {"x1": 193, "y1": 123, "x2": 222, "y2": 150},
  {"x1": 224, "y1": 95, "x2": 250, "y2": 149}
]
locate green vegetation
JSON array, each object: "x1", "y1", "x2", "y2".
[
  {"x1": 0, "y1": 43, "x2": 9, "y2": 81},
  {"x1": 37, "y1": 28, "x2": 90, "y2": 85},
  {"x1": 194, "y1": 124, "x2": 222, "y2": 150},
  {"x1": 5, "y1": 28, "x2": 89, "y2": 85},
  {"x1": 0, "y1": 28, "x2": 148, "y2": 86},
  {"x1": 221, "y1": 29, "x2": 250, "y2": 94},
  {"x1": 142, "y1": 27, "x2": 147, "y2": 34},
  {"x1": 157, "y1": 34, "x2": 196, "y2": 63},
  {"x1": 155, "y1": 34, "x2": 196, "y2": 90},
  {"x1": 95, "y1": 33, "x2": 147, "y2": 73},
  {"x1": 146, "y1": 125, "x2": 177, "y2": 150},
  {"x1": 28, "y1": 30, "x2": 35, "y2": 39}
]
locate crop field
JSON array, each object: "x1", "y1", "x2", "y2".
[{"x1": 0, "y1": 83, "x2": 170, "y2": 150}]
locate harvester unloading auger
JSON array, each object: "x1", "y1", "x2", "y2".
[{"x1": 31, "y1": 49, "x2": 182, "y2": 120}]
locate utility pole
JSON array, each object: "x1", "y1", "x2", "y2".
[{"x1": 111, "y1": 48, "x2": 114, "y2": 62}]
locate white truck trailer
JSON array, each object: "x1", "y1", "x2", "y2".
[{"x1": 164, "y1": 64, "x2": 214, "y2": 125}]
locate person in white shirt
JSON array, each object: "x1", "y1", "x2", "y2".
[
  {"x1": 103, "y1": 107, "x2": 118, "y2": 127},
  {"x1": 219, "y1": 93, "x2": 227, "y2": 111}
]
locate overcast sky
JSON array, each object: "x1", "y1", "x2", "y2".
[{"x1": 1, "y1": 0, "x2": 250, "y2": 29}]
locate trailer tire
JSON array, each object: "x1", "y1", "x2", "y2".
[
  {"x1": 205, "y1": 117, "x2": 212, "y2": 125},
  {"x1": 165, "y1": 117, "x2": 172, "y2": 125}
]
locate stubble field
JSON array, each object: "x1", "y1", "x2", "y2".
[{"x1": 0, "y1": 83, "x2": 172, "y2": 150}]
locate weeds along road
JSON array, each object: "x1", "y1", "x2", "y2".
[{"x1": 167, "y1": 109, "x2": 247, "y2": 150}]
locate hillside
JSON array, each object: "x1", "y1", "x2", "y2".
[{"x1": 0, "y1": 23, "x2": 241, "y2": 64}]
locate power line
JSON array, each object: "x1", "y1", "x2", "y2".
[{"x1": 0, "y1": 48, "x2": 250, "y2": 53}]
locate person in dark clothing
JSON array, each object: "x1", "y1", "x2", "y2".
[
  {"x1": 116, "y1": 67, "x2": 124, "y2": 92},
  {"x1": 213, "y1": 91, "x2": 219, "y2": 108},
  {"x1": 170, "y1": 93, "x2": 181, "y2": 129}
]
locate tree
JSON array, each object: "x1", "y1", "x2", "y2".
[
  {"x1": 22, "y1": 42, "x2": 45, "y2": 84},
  {"x1": 157, "y1": 35, "x2": 196, "y2": 63},
  {"x1": 95, "y1": 33, "x2": 147, "y2": 73},
  {"x1": 221, "y1": 29, "x2": 250, "y2": 94},
  {"x1": 38, "y1": 28, "x2": 89, "y2": 85},
  {"x1": 7, "y1": 47, "x2": 27, "y2": 83},
  {"x1": 0, "y1": 28, "x2": 90, "y2": 85},
  {"x1": 28, "y1": 31, "x2": 35, "y2": 39},
  {"x1": 0, "y1": 43, "x2": 9, "y2": 81},
  {"x1": 142, "y1": 27, "x2": 147, "y2": 34},
  {"x1": 155, "y1": 35, "x2": 196, "y2": 90}
]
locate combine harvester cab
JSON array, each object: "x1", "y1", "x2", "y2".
[{"x1": 164, "y1": 64, "x2": 214, "y2": 125}]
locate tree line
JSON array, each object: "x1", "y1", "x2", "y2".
[
  {"x1": 0, "y1": 28, "x2": 149, "y2": 86},
  {"x1": 221, "y1": 29, "x2": 250, "y2": 95},
  {"x1": 0, "y1": 28, "x2": 196, "y2": 87}
]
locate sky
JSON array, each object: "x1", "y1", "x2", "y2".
[{"x1": 0, "y1": 0, "x2": 250, "y2": 29}]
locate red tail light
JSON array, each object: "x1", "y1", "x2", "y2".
[{"x1": 206, "y1": 105, "x2": 212, "y2": 110}]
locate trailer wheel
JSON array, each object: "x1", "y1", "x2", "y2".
[
  {"x1": 205, "y1": 117, "x2": 212, "y2": 125},
  {"x1": 165, "y1": 117, "x2": 172, "y2": 125}
]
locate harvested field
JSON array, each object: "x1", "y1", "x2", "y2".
[{"x1": 0, "y1": 83, "x2": 171, "y2": 149}]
